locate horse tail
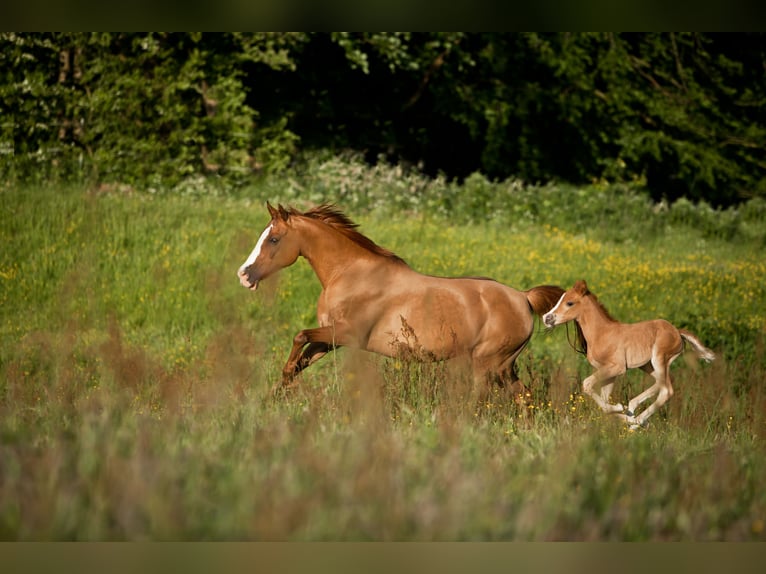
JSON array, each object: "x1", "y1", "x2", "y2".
[
  {"x1": 679, "y1": 329, "x2": 716, "y2": 362},
  {"x1": 524, "y1": 285, "x2": 565, "y2": 317}
]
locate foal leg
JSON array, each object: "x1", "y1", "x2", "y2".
[
  {"x1": 582, "y1": 369, "x2": 625, "y2": 414},
  {"x1": 625, "y1": 365, "x2": 661, "y2": 417},
  {"x1": 632, "y1": 359, "x2": 676, "y2": 428},
  {"x1": 596, "y1": 379, "x2": 643, "y2": 425},
  {"x1": 600, "y1": 381, "x2": 617, "y2": 405}
]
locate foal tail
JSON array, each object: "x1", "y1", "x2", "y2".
[
  {"x1": 525, "y1": 285, "x2": 565, "y2": 317},
  {"x1": 679, "y1": 329, "x2": 716, "y2": 362}
]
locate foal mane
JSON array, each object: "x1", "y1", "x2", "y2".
[
  {"x1": 584, "y1": 288, "x2": 619, "y2": 323},
  {"x1": 294, "y1": 204, "x2": 407, "y2": 265}
]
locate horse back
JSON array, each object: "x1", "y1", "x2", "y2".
[{"x1": 344, "y1": 271, "x2": 534, "y2": 360}]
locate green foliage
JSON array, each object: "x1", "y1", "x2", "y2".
[
  {"x1": 3, "y1": 33, "x2": 764, "y2": 206},
  {"x1": 430, "y1": 33, "x2": 766, "y2": 204},
  {"x1": 255, "y1": 153, "x2": 766, "y2": 248},
  {"x1": 0, "y1": 32, "x2": 305, "y2": 187}
]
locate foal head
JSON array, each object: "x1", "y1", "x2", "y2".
[
  {"x1": 237, "y1": 202, "x2": 301, "y2": 290},
  {"x1": 543, "y1": 279, "x2": 591, "y2": 328},
  {"x1": 543, "y1": 279, "x2": 594, "y2": 354}
]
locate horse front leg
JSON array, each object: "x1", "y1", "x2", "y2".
[
  {"x1": 278, "y1": 342, "x2": 334, "y2": 390},
  {"x1": 582, "y1": 371, "x2": 625, "y2": 414},
  {"x1": 276, "y1": 326, "x2": 346, "y2": 392},
  {"x1": 599, "y1": 381, "x2": 616, "y2": 405}
]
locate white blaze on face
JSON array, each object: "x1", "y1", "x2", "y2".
[
  {"x1": 237, "y1": 224, "x2": 272, "y2": 287},
  {"x1": 543, "y1": 292, "x2": 567, "y2": 326}
]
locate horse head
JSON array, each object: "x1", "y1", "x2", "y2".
[{"x1": 237, "y1": 202, "x2": 301, "y2": 290}]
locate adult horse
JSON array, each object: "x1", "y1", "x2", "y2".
[{"x1": 238, "y1": 203, "x2": 563, "y2": 398}]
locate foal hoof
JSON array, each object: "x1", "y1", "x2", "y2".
[
  {"x1": 625, "y1": 408, "x2": 635, "y2": 417},
  {"x1": 627, "y1": 419, "x2": 648, "y2": 431}
]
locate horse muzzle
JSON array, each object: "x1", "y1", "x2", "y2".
[
  {"x1": 543, "y1": 312, "x2": 557, "y2": 328},
  {"x1": 237, "y1": 267, "x2": 260, "y2": 291}
]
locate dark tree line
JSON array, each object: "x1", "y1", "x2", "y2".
[{"x1": 2, "y1": 32, "x2": 764, "y2": 205}]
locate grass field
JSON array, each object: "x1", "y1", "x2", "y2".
[{"x1": 1, "y1": 184, "x2": 765, "y2": 540}]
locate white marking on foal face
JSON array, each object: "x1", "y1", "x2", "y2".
[
  {"x1": 237, "y1": 223, "x2": 272, "y2": 288},
  {"x1": 547, "y1": 292, "x2": 566, "y2": 315},
  {"x1": 543, "y1": 292, "x2": 567, "y2": 327}
]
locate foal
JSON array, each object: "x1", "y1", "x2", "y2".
[{"x1": 543, "y1": 280, "x2": 715, "y2": 429}]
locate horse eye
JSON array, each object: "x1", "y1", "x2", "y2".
[
  {"x1": 566, "y1": 301, "x2": 574, "y2": 307},
  {"x1": 269, "y1": 236, "x2": 280, "y2": 244}
]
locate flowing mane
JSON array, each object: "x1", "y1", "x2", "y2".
[
  {"x1": 294, "y1": 204, "x2": 407, "y2": 265},
  {"x1": 584, "y1": 290, "x2": 618, "y2": 323}
]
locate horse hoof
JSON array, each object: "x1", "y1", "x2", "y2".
[
  {"x1": 271, "y1": 381, "x2": 297, "y2": 398},
  {"x1": 625, "y1": 408, "x2": 635, "y2": 417}
]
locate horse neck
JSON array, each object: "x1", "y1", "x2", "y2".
[
  {"x1": 575, "y1": 295, "x2": 616, "y2": 341},
  {"x1": 296, "y1": 217, "x2": 384, "y2": 288}
]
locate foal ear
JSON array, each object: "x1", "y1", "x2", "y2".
[{"x1": 574, "y1": 279, "x2": 589, "y2": 295}]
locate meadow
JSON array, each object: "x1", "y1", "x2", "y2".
[{"x1": 1, "y1": 181, "x2": 765, "y2": 540}]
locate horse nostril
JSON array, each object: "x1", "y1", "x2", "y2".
[{"x1": 237, "y1": 267, "x2": 252, "y2": 287}]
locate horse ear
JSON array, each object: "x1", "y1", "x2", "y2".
[
  {"x1": 266, "y1": 202, "x2": 278, "y2": 219},
  {"x1": 277, "y1": 204, "x2": 290, "y2": 221},
  {"x1": 574, "y1": 280, "x2": 589, "y2": 295}
]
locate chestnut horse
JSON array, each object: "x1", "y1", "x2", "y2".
[
  {"x1": 238, "y1": 203, "x2": 564, "y2": 398},
  {"x1": 543, "y1": 280, "x2": 715, "y2": 429}
]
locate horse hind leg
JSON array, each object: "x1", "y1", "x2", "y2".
[
  {"x1": 472, "y1": 353, "x2": 529, "y2": 408},
  {"x1": 625, "y1": 364, "x2": 661, "y2": 418},
  {"x1": 630, "y1": 355, "x2": 678, "y2": 428},
  {"x1": 631, "y1": 378, "x2": 673, "y2": 428}
]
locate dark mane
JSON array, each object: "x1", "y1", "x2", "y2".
[
  {"x1": 292, "y1": 204, "x2": 407, "y2": 265},
  {"x1": 586, "y1": 290, "x2": 619, "y2": 323}
]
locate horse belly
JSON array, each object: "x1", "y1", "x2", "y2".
[
  {"x1": 364, "y1": 281, "x2": 529, "y2": 362},
  {"x1": 623, "y1": 322, "x2": 676, "y2": 369},
  {"x1": 625, "y1": 348, "x2": 654, "y2": 370},
  {"x1": 361, "y1": 288, "x2": 482, "y2": 360},
  {"x1": 366, "y1": 308, "x2": 474, "y2": 360}
]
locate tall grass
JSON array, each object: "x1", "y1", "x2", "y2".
[{"x1": 1, "y1": 183, "x2": 764, "y2": 540}]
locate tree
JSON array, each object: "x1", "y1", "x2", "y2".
[
  {"x1": 0, "y1": 32, "x2": 307, "y2": 187},
  {"x1": 2, "y1": 33, "x2": 764, "y2": 205}
]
